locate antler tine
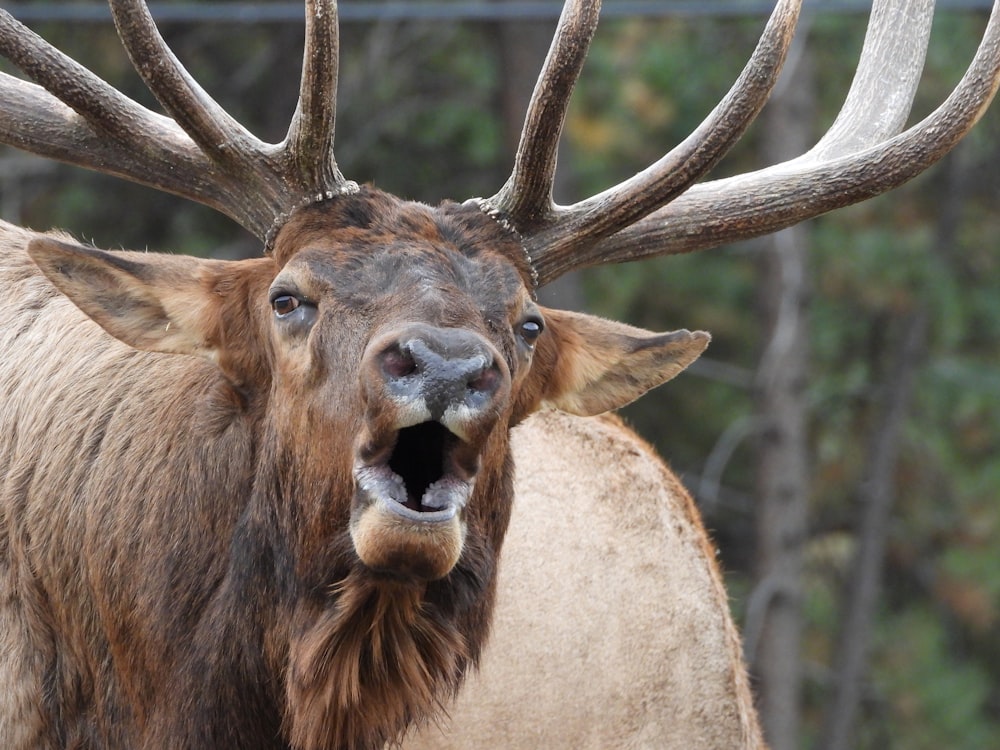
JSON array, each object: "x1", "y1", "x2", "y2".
[
  {"x1": 0, "y1": 10, "x2": 234, "y2": 207},
  {"x1": 482, "y1": 0, "x2": 800, "y2": 276},
  {"x1": 283, "y1": 0, "x2": 353, "y2": 195},
  {"x1": 810, "y1": 0, "x2": 933, "y2": 157},
  {"x1": 488, "y1": 0, "x2": 602, "y2": 229},
  {"x1": 107, "y1": 0, "x2": 269, "y2": 179},
  {"x1": 519, "y1": 0, "x2": 801, "y2": 269},
  {"x1": 112, "y1": 0, "x2": 358, "y2": 242},
  {"x1": 108, "y1": 0, "x2": 311, "y2": 241},
  {"x1": 1, "y1": 1, "x2": 356, "y2": 245},
  {"x1": 529, "y1": 0, "x2": 1000, "y2": 285}
]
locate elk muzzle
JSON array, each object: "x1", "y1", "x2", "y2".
[{"x1": 351, "y1": 324, "x2": 510, "y2": 580}]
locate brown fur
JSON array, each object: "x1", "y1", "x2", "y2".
[
  {"x1": 286, "y1": 574, "x2": 468, "y2": 750},
  {"x1": 0, "y1": 189, "x2": 713, "y2": 749}
]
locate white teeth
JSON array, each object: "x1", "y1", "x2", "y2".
[
  {"x1": 354, "y1": 461, "x2": 473, "y2": 516},
  {"x1": 423, "y1": 475, "x2": 472, "y2": 511},
  {"x1": 355, "y1": 463, "x2": 407, "y2": 505}
]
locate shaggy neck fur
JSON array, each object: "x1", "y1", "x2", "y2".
[
  {"x1": 265, "y1": 427, "x2": 511, "y2": 750},
  {"x1": 286, "y1": 572, "x2": 469, "y2": 750}
]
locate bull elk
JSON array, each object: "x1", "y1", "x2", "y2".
[{"x1": 1, "y1": 0, "x2": 997, "y2": 748}]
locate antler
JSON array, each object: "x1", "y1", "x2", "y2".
[
  {"x1": 0, "y1": 0, "x2": 355, "y2": 246},
  {"x1": 485, "y1": 0, "x2": 1000, "y2": 287},
  {"x1": 3, "y1": 0, "x2": 998, "y2": 272}
]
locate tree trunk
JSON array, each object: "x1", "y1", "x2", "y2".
[{"x1": 748, "y1": 33, "x2": 815, "y2": 750}]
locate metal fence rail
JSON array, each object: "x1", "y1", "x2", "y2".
[{"x1": 4, "y1": 0, "x2": 995, "y2": 24}]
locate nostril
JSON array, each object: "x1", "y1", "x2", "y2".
[
  {"x1": 371, "y1": 330, "x2": 507, "y2": 420},
  {"x1": 381, "y1": 345, "x2": 418, "y2": 379},
  {"x1": 467, "y1": 363, "x2": 501, "y2": 395}
]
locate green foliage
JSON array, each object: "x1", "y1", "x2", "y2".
[{"x1": 872, "y1": 606, "x2": 1000, "y2": 750}]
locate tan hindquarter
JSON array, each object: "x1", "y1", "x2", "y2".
[{"x1": 403, "y1": 410, "x2": 763, "y2": 749}]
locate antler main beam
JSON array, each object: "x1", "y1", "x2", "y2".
[
  {"x1": 0, "y1": 0, "x2": 354, "y2": 245},
  {"x1": 578, "y1": 0, "x2": 1000, "y2": 264},
  {"x1": 0, "y1": 11, "x2": 221, "y2": 200},
  {"x1": 505, "y1": 0, "x2": 1000, "y2": 285}
]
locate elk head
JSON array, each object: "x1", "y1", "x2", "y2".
[
  {"x1": 0, "y1": 1, "x2": 720, "y2": 591},
  {"x1": 20, "y1": 186, "x2": 711, "y2": 591}
]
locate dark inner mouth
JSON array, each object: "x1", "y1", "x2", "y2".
[{"x1": 388, "y1": 421, "x2": 457, "y2": 511}]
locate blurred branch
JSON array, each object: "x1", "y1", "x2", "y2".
[
  {"x1": 699, "y1": 413, "x2": 765, "y2": 514},
  {"x1": 688, "y1": 356, "x2": 755, "y2": 389}
]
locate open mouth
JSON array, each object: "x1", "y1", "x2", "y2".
[
  {"x1": 354, "y1": 421, "x2": 475, "y2": 522},
  {"x1": 388, "y1": 422, "x2": 458, "y2": 511}
]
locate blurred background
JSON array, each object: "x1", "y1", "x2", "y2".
[{"x1": 2, "y1": 1, "x2": 999, "y2": 748}]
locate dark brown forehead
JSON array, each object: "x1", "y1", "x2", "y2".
[
  {"x1": 270, "y1": 187, "x2": 533, "y2": 312},
  {"x1": 273, "y1": 188, "x2": 530, "y2": 275}
]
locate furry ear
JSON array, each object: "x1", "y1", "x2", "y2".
[
  {"x1": 535, "y1": 308, "x2": 709, "y2": 416},
  {"x1": 28, "y1": 236, "x2": 278, "y2": 390},
  {"x1": 29, "y1": 237, "x2": 226, "y2": 358}
]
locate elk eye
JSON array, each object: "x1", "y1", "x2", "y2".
[
  {"x1": 519, "y1": 317, "x2": 544, "y2": 345},
  {"x1": 271, "y1": 294, "x2": 301, "y2": 317}
]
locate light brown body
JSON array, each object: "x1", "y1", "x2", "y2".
[{"x1": 405, "y1": 410, "x2": 762, "y2": 749}]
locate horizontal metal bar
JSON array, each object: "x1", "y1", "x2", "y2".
[{"x1": 5, "y1": 0, "x2": 993, "y2": 26}]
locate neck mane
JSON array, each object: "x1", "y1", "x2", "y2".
[{"x1": 285, "y1": 571, "x2": 470, "y2": 750}]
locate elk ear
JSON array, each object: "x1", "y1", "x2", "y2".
[
  {"x1": 28, "y1": 237, "x2": 223, "y2": 358},
  {"x1": 538, "y1": 308, "x2": 710, "y2": 416}
]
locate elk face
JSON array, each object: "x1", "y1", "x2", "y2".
[
  {"x1": 26, "y1": 188, "x2": 709, "y2": 586},
  {"x1": 264, "y1": 192, "x2": 539, "y2": 582},
  {"x1": 263, "y1": 190, "x2": 704, "y2": 583}
]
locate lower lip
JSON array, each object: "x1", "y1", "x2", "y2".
[{"x1": 379, "y1": 495, "x2": 459, "y2": 524}]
